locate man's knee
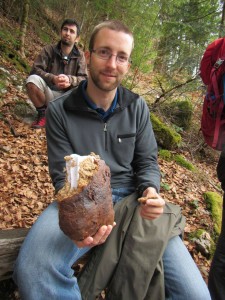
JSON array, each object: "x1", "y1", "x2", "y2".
[{"x1": 26, "y1": 75, "x2": 47, "y2": 93}]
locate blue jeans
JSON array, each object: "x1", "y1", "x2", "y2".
[{"x1": 13, "y1": 188, "x2": 211, "y2": 299}]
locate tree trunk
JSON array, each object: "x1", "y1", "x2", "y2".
[{"x1": 19, "y1": 0, "x2": 30, "y2": 58}]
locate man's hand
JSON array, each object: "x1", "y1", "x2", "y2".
[
  {"x1": 74, "y1": 222, "x2": 116, "y2": 248},
  {"x1": 53, "y1": 74, "x2": 71, "y2": 89},
  {"x1": 139, "y1": 187, "x2": 165, "y2": 220}
]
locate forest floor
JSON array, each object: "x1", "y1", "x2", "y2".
[{"x1": 0, "y1": 12, "x2": 223, "y2": 300}]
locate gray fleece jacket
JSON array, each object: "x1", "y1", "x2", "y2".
[{"x1": 46, "y1": 81, "x2": 160, "y2": 195}]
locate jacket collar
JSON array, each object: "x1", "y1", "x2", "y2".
[
  {"x1": 63, "y1": 80, "x2": 139, "y2": 111},
  {"x1": 55, "y1": 41, "x2": 81, "y2": 58}
]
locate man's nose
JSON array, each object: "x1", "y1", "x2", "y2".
[{"x1": 106, "y1": 54, "x2": 117, "y2": 68}]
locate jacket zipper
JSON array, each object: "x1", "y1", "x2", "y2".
[{"x1": 104, "y1": 123, "x2": 108, "y2": 151}]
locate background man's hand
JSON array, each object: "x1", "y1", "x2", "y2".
[
  {"x1": 53, "y1": 74, "x2": 71, "y2": 89},
  {"x1": 139, "y1": 187, "x2": 165, "y2": 220},
  {"x1": 74, "y1": 222, "x2": 116, "y2": 248}
]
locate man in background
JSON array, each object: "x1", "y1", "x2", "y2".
[{"x1": 26, "y1": 18, "x2": 87, "y2": 128}]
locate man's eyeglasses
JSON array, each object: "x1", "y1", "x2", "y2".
[{"x1": 91, "y1": 48, "x2": 131, "y2": 65}]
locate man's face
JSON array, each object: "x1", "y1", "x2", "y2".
[
  {"x1": 61, "y1": 24, "x2": 79, "y2": 47},
  {"x1": 85, "y1": 28, "x2": 133, "y2": 92}
]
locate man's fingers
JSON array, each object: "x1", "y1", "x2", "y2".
[
  {"x1": 92, "y1": 225, "x2": 113, "y2": 246},
  {"x1": 145, "y1": 197, "x2": 165, "y2": 207},
  {"x1": 139, "y1": 197, "x2": 165, "y2": 220},
  {"x1": 74, "y1": 236, "x2": 93, "y2": 248},
  {"x1": 74, "y1": 223, "x2": 116, "y2": 248}
]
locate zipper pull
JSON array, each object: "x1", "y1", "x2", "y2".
[{"x1": 104, "y1": 123, "x2": 107, "y2": 132}]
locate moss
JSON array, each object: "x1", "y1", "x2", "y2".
[
  {"x1": 150, "y1": 113, "x2": 182, "y2": 150},
  {"x1": 189, "y1": 228, "x2": 205, "y2": 239},
  {"x1": 161, "y1": 99, "x2": 193, "y2": 130},
  {"x1": 189, "y1": 229, "x2": 215, "y2": 258},
  {"x1": 174, "y1": 154, "x2": 195, "y2": 171},
  {"x1": 0, "y1": 34, "x2": 30, "y2": 73},
  {"x1": 160, "y1": 182, "x2": 171, "y2": 191},
  {"x1": 13, "y1": 101, "x2": 35, "y2": 118},
  {"x1": 204, "y1": 191, "x2": 223, "y2": 237},
  {"x1": 158, "y1": 149, "x2": 172, "y2": 161},
  {"x1": 0, "y1": 81, "x2": 6, "y2": 90}
]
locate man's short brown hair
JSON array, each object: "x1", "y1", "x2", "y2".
[{"x1": 89, "y1": 20, "x2": 134, "y2": 51}]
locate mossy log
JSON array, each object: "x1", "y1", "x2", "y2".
[{"x1": 150, "y1": 113, "x2": 181, "y2": 150}]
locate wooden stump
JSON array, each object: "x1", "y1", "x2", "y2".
[{"x1": 0, "y1": 228, "x2": 29, "y2": 281}]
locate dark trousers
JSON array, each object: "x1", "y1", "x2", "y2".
[{"x1": 208, "y1": 150, "x2": 225, "y2": 300}]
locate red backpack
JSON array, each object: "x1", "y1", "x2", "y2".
[{"x1": 200, "y1": 37, "x2": 225, "y2": 151}]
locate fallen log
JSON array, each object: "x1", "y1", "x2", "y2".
[{"x1": 0, "y1": 228, "x2": 29, "y2": 281}]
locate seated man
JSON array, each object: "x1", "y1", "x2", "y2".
[
  {"x1": 13, "y1": 20, "x2": 211, "y2": 299},
  {"x1": 27, "y1": 18, "x2": 87, "y2": 128}
]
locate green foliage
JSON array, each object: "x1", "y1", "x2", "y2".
[
  {"x1": 150, "y1": 113, "x2": 182, "y2": 150},
  {"x1": 174, "y1": 154, "x2": 195, "y2": 171},
  {"x1": 153, "y1": 0, "x2": 220, "y2": 76},
  {"x1": 204, "y1": 191, "x2": 223, "y2": 237}
]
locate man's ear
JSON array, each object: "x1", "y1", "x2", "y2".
[
  {"x1": 75, "y1": 36, "x2": 80, "y2": 43},
  {"x1": 85, "y1": 51, "x2": 91, "y2": 64}
]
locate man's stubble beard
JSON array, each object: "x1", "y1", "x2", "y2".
[
  {"x1": 61, "y1": 39, "x2": 73, "y2": 47},
  {"x1": 89, "y1": 66, "x2": 121, "y2": 92}
]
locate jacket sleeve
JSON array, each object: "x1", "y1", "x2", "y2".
[
  {"x1": 30, "y1": 45, "x2": 55, "y2": 87},
  {"x1": 217, "y1": 148, "x2": 225, "y2": 191},
  {"x1": 132, "y1": 99, "x2": 161, "y2": 195},
  {"x1": 68, "y1": 51, "x2": 88, "y2": 87},
  {"x1": 45, "y1": 98, "x2": 74, "y2": 193}
]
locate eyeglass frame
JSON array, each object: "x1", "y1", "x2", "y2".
[{"x1": 90, "y1": 47, "x2": 132, "y2": 65}]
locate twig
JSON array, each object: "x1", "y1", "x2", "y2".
[{"x1": 1, "y1": 116, "x2": 24, "y2": 137}]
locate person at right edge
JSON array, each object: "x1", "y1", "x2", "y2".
[{"x1": 208, "y1": 146, "x2": 225, "y2": 300}]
